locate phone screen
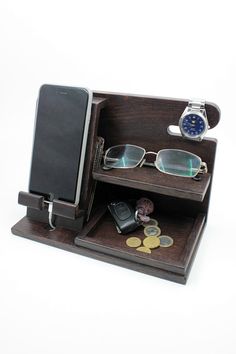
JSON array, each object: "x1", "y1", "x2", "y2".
[{"x1": 29, "y1": 84, "x2": 92, "y2": 203}]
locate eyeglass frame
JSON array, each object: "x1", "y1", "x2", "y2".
[{"x1": 103, "y1": 144, "x2": 208, "y2": 177}]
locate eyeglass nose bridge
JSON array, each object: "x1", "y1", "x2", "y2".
[{"x1": 139, "y1": 151, "x2": 158, "y2": 167}]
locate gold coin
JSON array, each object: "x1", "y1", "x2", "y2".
[
  {"x1": 136, "y1": 246, "x2": 151, "y2": 254},
  {"x1": 142, "y1": 218, "x2": 158, "y2": 227},
  {"x1": 126, "y1": 237, "x2": 142, "y2": 248},
  {"x1": 143, "y1": 236, "x2": 160, "y2": 249},
  {"x1": 159, "y1": 235, "x2": 174, "y2": 248},
  {"x1": 144, "y1": 225, "x2": 161, "y2": 237}
]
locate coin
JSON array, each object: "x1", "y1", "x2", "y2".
[
  {"x1": 136, "y1": 246, "x2": 152, "y2": 254},
  {"x1": 143, "y1": 236, "x2": 160, "y2": 249},
  {"x1": 126, "y1": 237, "x2": 142, "y2": 248},
  {"x1": 142, "y1": 218, "x2": 158, "y2": 227},
  {"x1": 144, "y1": 225, "x2": 161, "y2": 237},
  {"x1": 159, "y1": 235, "x2": 174, "y2": 248}
]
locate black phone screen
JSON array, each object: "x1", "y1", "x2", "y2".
[{"x1": 29, "y1": 84, "x2": 91, "y2": 203}]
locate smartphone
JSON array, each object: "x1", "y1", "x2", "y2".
[{"x1": 29, "y1": 84, "x2": 93, "y2": 204}]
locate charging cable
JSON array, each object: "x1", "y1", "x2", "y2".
[{"x1": 47, "y1": 201, "x2": 56, "y2": 230}]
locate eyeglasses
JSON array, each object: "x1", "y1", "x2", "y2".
[{"x1": 103, "y1": 144, "x2": 208, "y2": 178}]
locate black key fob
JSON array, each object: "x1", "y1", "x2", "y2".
[{"x1": 108, "y1": 201, "x2": 140, "y2": 234}]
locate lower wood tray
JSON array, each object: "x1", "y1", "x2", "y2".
[
  {"x1": 75, "y1": 209, "x2": 206, "y2": 281},
  {"x1": 11, "y1": 211, "x2": 206, "y2": 284}
]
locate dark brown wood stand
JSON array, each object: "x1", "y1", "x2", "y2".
[{"x1": 11, "y1": 92, "x2": 220, "y2": 284}]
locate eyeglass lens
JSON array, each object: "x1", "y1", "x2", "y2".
[
  {"x1": 155, "y1": 149, "x2": 201, "y2": 177},
  {"x1": 104, "y1": 145, "x2": 145, "y2": 168}
]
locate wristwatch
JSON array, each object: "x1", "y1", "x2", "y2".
[{"x1": 179, "y1": 100, "x2": 209, "y2": 141}]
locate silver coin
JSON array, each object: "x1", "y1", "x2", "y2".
[
  {"x1": 159, "y1": 235, "x2": 174, "y2": 248},
  {"x1": 144, "y1": 225, "x2": 161, "y2": 237},
  {"x1": 142, "y1": 218, "x2": 158, "y2": 227}
]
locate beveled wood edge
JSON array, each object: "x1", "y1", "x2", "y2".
[
  {"x1": 52, "y1": 199, "x2": 81, "y2": 219},
  {"x1": 92, "y1": 170, "x2": 211, "y2": 202},
  {"x1": 179, "y1": 213, "x2": 206, "y2": 267},
  {"x1": 79, "y1": 96, "x2": 108, "y2": 211},
  {"x1": 92, "y1": 96, "x2": 108, "y2": 107},
  {"x1": 75, "y1": 236, "x2": 185, "y2": 276},
  {"x1": 18, "y1": 191, "x2": 85, "y2": 220},
  {"x1": 94, "y1": 90, "x2": 220, "y2": 128},
  {"x1": 94, "y1": 90, "x2": 220, "y2": 109},
  {"x1": 18, "y1": 191, "x2": 45, "y2": 210},
  {"x1": 79, "y1": 206, "x2": 107, "y2": 237}
]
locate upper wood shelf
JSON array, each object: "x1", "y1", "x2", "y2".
[{"x1": 93, "y1": 166, "x2": 211, "y2": 202}]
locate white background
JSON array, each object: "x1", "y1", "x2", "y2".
[{"x1": 1, "y1": 1, "x2": 235, "y2": 353}]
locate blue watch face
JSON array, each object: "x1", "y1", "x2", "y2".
[{"x1": 182, "y1": 114, "x2": 206, "y2": 137}]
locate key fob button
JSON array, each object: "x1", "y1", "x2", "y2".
[{"x1": 114, "y1": 202, "x2": 131, "y2": 220}]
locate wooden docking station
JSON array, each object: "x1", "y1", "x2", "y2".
[{"x1": 12, "y1": 91, "x2": 220, "y2": 284}]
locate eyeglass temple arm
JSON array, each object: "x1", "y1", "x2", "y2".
[
  {"x1": 199, "y1": 162, "x2": 208, "y2": 174},
  {"x1": 101, "y1": 156, "x2": 120, "y2": 170}
]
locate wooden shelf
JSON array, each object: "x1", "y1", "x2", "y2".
[{"x1": 93, "y1": 166, "x2": 211, "y2": 202}]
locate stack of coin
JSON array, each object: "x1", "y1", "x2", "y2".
[{"x1": 125, "y1": 217, "x2": 174, "y2": 254}]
